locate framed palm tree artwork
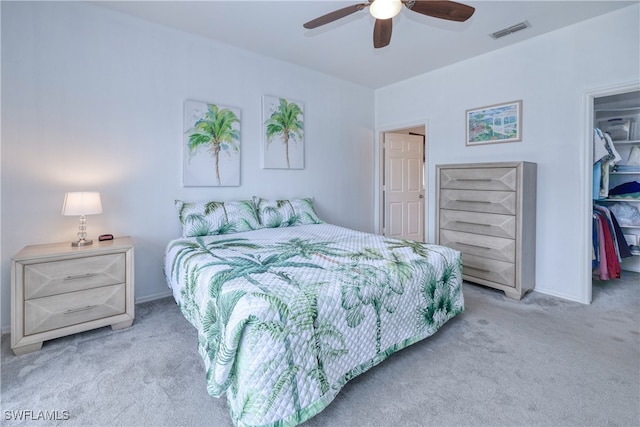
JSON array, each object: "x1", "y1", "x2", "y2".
[
  {"x1": 183, "y1": 100, "x2": 241, "y2": 186},
  {"x1": 262, "y1": 95, "x2": 304, "y2": 169}
]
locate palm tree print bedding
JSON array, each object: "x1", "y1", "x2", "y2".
[{"x1": 164, "y1": 224, "x2": 464, "y2": 426}]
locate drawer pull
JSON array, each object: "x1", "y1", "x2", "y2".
[
  {"x1": 465, "y1": 265, "x2": 491, "y2": 273},
  {"x1": 456, "y1": 241, "x2": 492, "y2": 250},
  {"x1": 64, "y1": 273, "x2": 94, "y2": 281},
  {"x1": 455, "y1": 221, "x2": 492, "y2": 227},
  {"x1": 64, "y1": 305, "x2": 96, "y2": 314}
]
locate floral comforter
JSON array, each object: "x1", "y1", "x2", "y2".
[{"x1": 164, "y1": 224, "x2": 463, "y2": 426}]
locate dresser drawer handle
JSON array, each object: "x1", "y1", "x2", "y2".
[
  {"x1": 456, "y1": 241, "x2": 492, "y2": 250},
  {"x1": 64, "y1": 305, "x2": 96, "y2": 314},
  {"x1": 465, "y1": 265, "x2": 491, "y2": 273},
  {"x1": 455, "y1": 221, "x2": 492, "y2": 227},
  {"x1": 64, "y1": 273, "x2": 94, "y2": 281}
]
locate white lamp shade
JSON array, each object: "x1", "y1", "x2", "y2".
[
  {"x1": 61, "y1": 192, "x2": 103, "y2": 216},
  {"x1": 370, "y1": 0, "x2": 402, "y2": 19}
]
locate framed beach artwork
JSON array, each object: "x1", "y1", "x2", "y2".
[
  {"x1": 183, "y1": 100, "x2": 241, "y2": 186},
  {"x1": 262, "y1": 95, "x2": 304, "y2": 169},
  {"x1": 466, "y1": 100, "x2": 522, "y2": 146}
]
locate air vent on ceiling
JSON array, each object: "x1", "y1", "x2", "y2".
[{"x1": 490, "y1": 21, "x2": 531, "y2": 39}]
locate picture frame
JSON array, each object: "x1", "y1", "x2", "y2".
[
  {"x1": 262, "y1": 95, "x2": 304, "y2": 169},
  {"x1": 466, "y1": 100, "x2": 522, "y2": 146},
  {"x1": 183, "y1": 100, "x2": 241, "y2": 187}
]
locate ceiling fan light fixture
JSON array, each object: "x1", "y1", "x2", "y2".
[
  {"x1": 369, "y1": 0, "x2": 402, "y2": 20},
  {"x1": 304, "y1": 0, "x2": 475, "y2": 48}
]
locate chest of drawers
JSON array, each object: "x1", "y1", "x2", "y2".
[
  {"x1": 11, "y1": 237, "x2": 134, "y2": 355},
  {"x1": 436, "y1": 162, "x2": 536, "y2": 299}
]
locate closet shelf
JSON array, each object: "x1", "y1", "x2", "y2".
[
  {"x1": 601, "y1": 198, "x2": 640, "y2": 202},
  {"x1": 595, "y1": 106, "x2": 640, "y2": 113},
  {"x1": 610, "y1": 140, "x2": 640, "y2": 145}
]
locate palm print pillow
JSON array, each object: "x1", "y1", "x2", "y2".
[
  {"x1": 253, "y1": 197, "x2": 323, "y2": 228},
  {"x1": 175, "y1": 200, "x2": 261, "y2": 237}
]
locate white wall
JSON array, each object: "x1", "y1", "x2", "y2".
[
  {"x1": 0, "y1": 2, "x2": 375, "y2": 330},
  {"x1": 375, "y1": 4, "x2": 640, "y2": 303}
]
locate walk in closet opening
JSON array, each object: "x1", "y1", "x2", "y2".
[{"x1": 591, "y1": 88, "x2": 640, "y2": 300}]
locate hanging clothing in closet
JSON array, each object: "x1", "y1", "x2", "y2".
[
  {"x1": 592, "y1": 204, "x2": 632, "y2": 280},
  {"x1": 593, "y1": 128, "x2": 621, "y2": 200}
]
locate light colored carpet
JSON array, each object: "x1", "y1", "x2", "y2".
[{"x1": 2, "y1": 274, "x2": 639, "y2": 427}]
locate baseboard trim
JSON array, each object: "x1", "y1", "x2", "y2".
[
  {"x1": 533, "y1": 287, "x2": 588, "y2": 305},
  {"x1": 135, "y1": 290, "x2": 173, "y2": 304}
]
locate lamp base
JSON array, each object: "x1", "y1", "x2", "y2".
[{"x1": 71, "y1": 239, "x2": 93, "y2": 247}]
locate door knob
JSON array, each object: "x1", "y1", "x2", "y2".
[{"x1": 419, "y1": 194, "x2": 424, "y2": 199}]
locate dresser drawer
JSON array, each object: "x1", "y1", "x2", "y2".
[
  {"x1": 440, "y1": 167, "x2": 517, "y2": 191},
  {"x1": 24, "y1": 253, "x2": 125, "y2": 299},
  {"x1": 440, "y1": 189, "x2": 516, "y2": 215},
  {"x1": 440, "y1": 229, "x2": 515, "y2": 263},
  {"x1": 24, "y1": 283, "x2": 126, "y2": 335},
  {"x1": 461, "y1": 254, "x2": 515, "y2": 288},
  {"x1": 439, "y1": 209, "x2": 516, "y2": 239}
]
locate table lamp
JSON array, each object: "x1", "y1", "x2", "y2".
[{"x1": 61, "y1": 192, "x2": 103, "y2": 246}]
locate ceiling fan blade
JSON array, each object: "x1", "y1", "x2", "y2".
[
  {"x1": 373, "y1": 18, "x2": 392, "y2": 48},
  {"x1": 303, "y1": 3, "x2": 368, "y2": 29},
  {"x1": 407, "y1": 0, "x2": 475, "y2": 22}
]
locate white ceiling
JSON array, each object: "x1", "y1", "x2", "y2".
[{"x1": 92, "y1": 0, "x2": 637, "y2": 89}]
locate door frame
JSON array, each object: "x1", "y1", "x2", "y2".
[
  {"x1": 581, "y1": 81, "x2": 639, "y2": 304},
  {"x1": 374, "y1": 120, "x2": 428, "y2": 239}
]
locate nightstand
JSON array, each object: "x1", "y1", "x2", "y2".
[{"x1": 11, "y1": 237, "x2": 134, "y2": 355}]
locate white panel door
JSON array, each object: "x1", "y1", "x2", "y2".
[{"x1": 384, "y1": 133, "x2": 424, "y2": 241}]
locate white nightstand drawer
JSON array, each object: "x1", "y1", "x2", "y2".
[
  {"x1": 24, "y1": 253, "x2": 125, "y2": 299},
  {"x1": 24, "y1": 283, "x2": 126, "y2": 335}
]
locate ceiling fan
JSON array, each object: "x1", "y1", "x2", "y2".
[{"x1": 303, "y1": 0, "x2": 475, "y2": 48}]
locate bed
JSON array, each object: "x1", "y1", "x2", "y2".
[{"x1": 164, "y1": 198, "x2": 464, "y2": 426}]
